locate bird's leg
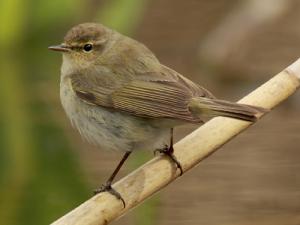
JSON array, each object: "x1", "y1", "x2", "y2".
[
  {"x1": 154, "y1": 128, "x2": 183, "y2": 175},
  {"x1": 94, "y1": 151, "x2": 131, "y2": 208}
]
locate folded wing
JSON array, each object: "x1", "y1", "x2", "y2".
[{"x1": 70, "y1": 66, "x2": 214, "y2": 123}]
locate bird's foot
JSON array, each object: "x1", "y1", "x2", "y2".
[
  {"x1": 154, "y1": 145, "x2": 183, "y2": 176},
  {"x1": 94, "y1": 182, "x2": 126, "y2": 208}
]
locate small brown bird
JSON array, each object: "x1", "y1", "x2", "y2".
[{"x1": 49, "y1": 23, "x2": 265, "y2": 207}]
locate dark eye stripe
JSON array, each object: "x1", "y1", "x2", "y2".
[
  {"x1": 69, "y1": 42, "x2": 104, "y2": 51},
  {"x1": 69, "y1": 45, "x2": 81, "y2": 51}
]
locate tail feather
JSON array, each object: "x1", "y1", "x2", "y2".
[{"x1": 189, "y1": 97, "x2": 268, "y2": 122}]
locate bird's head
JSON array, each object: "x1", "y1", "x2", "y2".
[{"x1": 49, "y1": 23, "x2": 113, "y2": 69}]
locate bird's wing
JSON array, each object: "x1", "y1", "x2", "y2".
[
  {"x1": 70, "y1": 66, "x2": 213, "y2": 122},
  {"x1": 70, "y1": 71, "x2": 114, "y2": 107}
]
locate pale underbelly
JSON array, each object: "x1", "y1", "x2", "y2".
[{"x1": 60, "y1": 84, "x2": 170, "y2": 152}]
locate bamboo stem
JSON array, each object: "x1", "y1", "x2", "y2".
[{"x1": 51, "y1": 59, "x2": 300, "y2": 225}]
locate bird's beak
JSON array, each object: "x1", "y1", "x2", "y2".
[{"x1": 48, "y1": 44, "x2": 71, "y2": 53}]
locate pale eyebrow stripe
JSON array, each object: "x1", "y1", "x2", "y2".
[
  {"x1": 69, "y1": 39, "x2": 107, "y2": 49},
  {"x1": 94, "y1": 39, "x2": 107, "y2": 45}
]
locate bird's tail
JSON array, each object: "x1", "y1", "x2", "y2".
[{"x1": 188, "y1": 97, "x2": 268, "y2": 122}]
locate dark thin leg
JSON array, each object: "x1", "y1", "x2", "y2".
[
  {"x1": 154, "y1": 128, "x2": 183, "y2": 175},
  {"x1": 170, "y1": 128, "x2": 174, "y2": 149},
  {"x1": 94, "y1": 151, "x2": 131, "y2": 208}
]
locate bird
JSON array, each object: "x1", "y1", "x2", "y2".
[{"x1": 49, "y1": 22, "x2": 266, "y2": 207}]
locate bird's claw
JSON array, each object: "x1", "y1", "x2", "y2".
[
  {"x1": 154, "y1": 145, "x2": 183, "y2": 176},
  {"x1": 94, "y1": 183, "x2": 126, "y2": 208}
]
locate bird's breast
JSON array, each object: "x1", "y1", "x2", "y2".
[{"x1": 59, "y1": 77, "x2": 170, "y2": 152}]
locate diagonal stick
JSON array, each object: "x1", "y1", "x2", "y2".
[{"x1": 51, "y1": 58, "x2": 300, "y2": 225}]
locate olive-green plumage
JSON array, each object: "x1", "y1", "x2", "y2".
[
  {"x1": 50, "y1": 22, "x2": 265, "y2": 152},
  {"x1": 49, "y1": 22, "x2": 266, "y2": 204}
]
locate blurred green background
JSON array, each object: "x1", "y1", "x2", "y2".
[{"x1": 0, "y1": 0, "x2": 300, "y2": 225}]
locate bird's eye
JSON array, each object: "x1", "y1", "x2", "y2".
[{"x1": 83, "y1": 43, "x2": 93, "y2": 52}]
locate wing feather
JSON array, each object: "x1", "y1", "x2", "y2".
[{"x1": 70, "y1": 66, "x2": 213, "y2": 122}]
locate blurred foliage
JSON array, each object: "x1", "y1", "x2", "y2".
[
  {"x1": 0, "y1": 0, "x2": 157, "y2": 224},
  {"x1": 97, "y1": 0, "x2": 148, "y2": 34},
  {"x1": 1, "y1": 0, "x2": 300, "y2": 225}
]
